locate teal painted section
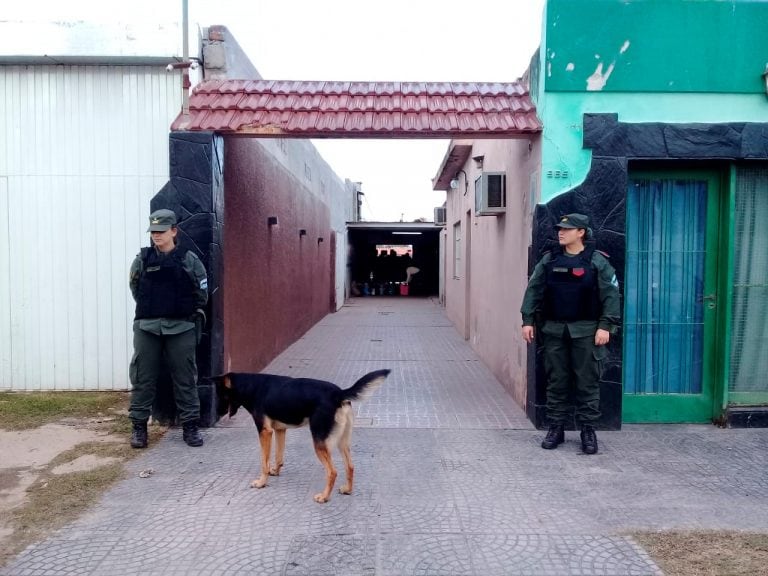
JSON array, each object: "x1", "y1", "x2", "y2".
[
  {"x1": 539, "y1": 91, "x2": 768, "y2": 202},
  {"x1": 545, "y1": 0, "x2": 768, "y2": 94}
]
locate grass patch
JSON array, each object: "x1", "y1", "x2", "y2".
[
  {"x1": 635, "y1": 531, "x2": 768, "y2": 576},
  {"x1": 7, "y1": 463, "x2": 126, "y2": 563},
  {"x1": 0, "y1": 391, "x2": 130, "y2": 430}
]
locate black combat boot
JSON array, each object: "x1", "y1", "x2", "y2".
[
  {"x1": 182, "y1": 421, "x2": 204, "y2": 447},
  {"x1": 130, "y1": 420, "x2": 148, "y2": 449},
  {"x1": 541, "y1": 424, "x2": 565, "y2": 449},
  {"x1": 580, "y1": 425, "x2": 598, "y2": 455}
]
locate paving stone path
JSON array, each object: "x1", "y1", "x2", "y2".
[{"x1": 4, "y1": 297, "x2": 767, "y2": 575}]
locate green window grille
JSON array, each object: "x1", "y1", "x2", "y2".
[{"x1": 730, "y1": 167, "x2": 768, "y2": 393}]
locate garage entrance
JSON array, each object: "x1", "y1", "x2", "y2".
[{"x1": 347, "y1": 222, "x2": 441, "y2": 298}]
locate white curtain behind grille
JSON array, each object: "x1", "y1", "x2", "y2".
[{"x1": 730, "y1": 166, "x2": 768, "y2": 393}]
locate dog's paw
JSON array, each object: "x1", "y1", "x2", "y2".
[
  {"x1": 251, "y1": 477, "x2": 268, "y2": 489},
  {"x1": 269, "y1": 465, "x2": 282, "y2": 476},
  {"x1": 313, "y1": 493, "x2": 330, "y2": 503},
  {"x1": 338, "y1": 485, "x2": 352, "y2": 495}
]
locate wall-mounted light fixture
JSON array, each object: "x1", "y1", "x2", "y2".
[
  {"x1": 451, "y1": 169, "x2": 469, "y2": 195},
  {"x1": 763, "y1": 65, "x2": 768, "y2": 97},
  {"x1": 299, "y1": 229, "x2": 307, "y2": 237},
  {"x1": 267, "y1": 216, "x2": 278, "y2": 227},
  {"x1": 472, "y1": 155, "x2": 485, "y2": 170}
]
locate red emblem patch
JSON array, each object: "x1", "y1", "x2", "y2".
[{"x1": 572, "y1": 268, "x2": 585, "y2": 277}]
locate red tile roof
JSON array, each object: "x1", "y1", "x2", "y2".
[{"x1": 171, "y1": 80, "x2": 542, "y2": 138}]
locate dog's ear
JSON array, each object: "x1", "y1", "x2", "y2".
[{"x1": 208, "y1": 373, "x2": 232, "y2": 388}]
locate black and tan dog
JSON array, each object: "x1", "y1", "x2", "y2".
[{"x1": 215, "y1": 369, "x2": 390, "y2": 503}]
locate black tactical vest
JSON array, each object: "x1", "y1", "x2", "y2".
[
  {"x1": 543, "y1": 246, "x2": 601, "y2": 322},
  {"x1": 134, "y1": 248, "x2": 196, "y2": 320}
]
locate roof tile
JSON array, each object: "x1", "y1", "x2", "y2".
[
  {"x1": 171, "y1": 79, "x2": 541, "y2": 137},
  {"x1": 211, "y1": 93, "x2": 244, "y2": 110},
  {"x1": 372, "y1": 113, "x2": 400, "y2": 131},
  {"x1": 238, "y1": 93, "x2": 270, "y2": 110},
  {"x1": 375, "y1": 82, "x2": 398, "y2": 96}
]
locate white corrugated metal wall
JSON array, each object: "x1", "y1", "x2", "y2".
[{"x1": 0, "y1": 65, "x2": 181, "y2": 390}]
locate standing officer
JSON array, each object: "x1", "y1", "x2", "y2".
[
  {"x1": 520, "y1": 214, "x2": 620, "y2": 454},
  {"x1": 128, "y1": 209, "x2": 208, "y2": 448}
]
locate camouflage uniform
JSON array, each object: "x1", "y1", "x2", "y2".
[
  {"x1": 521, "y1": 214, "x2": 620, "y2": 452},
  {"x1": 128, "y1": 209, "x2": 208, "y2": 447}
]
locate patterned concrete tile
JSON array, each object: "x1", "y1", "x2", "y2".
[
  {"x1": 7, "y1": 298, "x2": 768, "y2": 575},
  {"x1": 0, "y1": 536, "x2": 120, "y2": 575},
  {"x1": 468, "y1": 535, "x2": 663, "y2": 576},
  {"x1": 284, "y1": 535, "x2": 376, "y2": 576},
  {"x1": 378, "y1": 534, "x2": 474, "y2": 576},
  {"x1": 377, "y1": 500, "x2": 462, "y2": 534},
  {"x1": 186, "y1": 537, "x2": 292, "y2": 576},
  {"x1": 85, "y1": 535, "x2": 206, "y2": 576}
]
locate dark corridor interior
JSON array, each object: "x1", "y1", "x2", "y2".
[{"x1": 347, "y1": 225, "x2": 441, "y2": 296}]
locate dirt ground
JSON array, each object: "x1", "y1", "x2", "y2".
[
  {"x1": 0, "y1": 388, "x2": 172, "y2": 570},
  {"x1": 0, "y1": 419, "x2": 124, "y2": 553}
]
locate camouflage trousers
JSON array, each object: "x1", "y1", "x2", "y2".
[
  {"x1": 542, "y1": 329, "x2": 606, "y2": 426},
  {"x1": 128, "y1": 327, "x2": 199, "y2": 424}
]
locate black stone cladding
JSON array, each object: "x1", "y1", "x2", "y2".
[
  {"x1": 150, "y1": 132, "x2": 224, "y2": 427},
  {"x1": 526, "y1": 114, "x2": 768, "y2": 430}
]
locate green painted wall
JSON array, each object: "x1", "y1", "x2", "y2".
[
  {"x1": 539, "y1": 92, "x2": 768, "y2": 202},
  {"x1": 537, "y1": 0, "x2": 768, "y2": 202},
  {"x1": 545, "y1": 0, "x2": 768, "y2": 94}
]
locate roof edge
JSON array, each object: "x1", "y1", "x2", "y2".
[
  {"x1": 0, "y1": 55, "x2": 182, "y2": 66},
  {"x1": 432, "y1": 142, "x2": 473, "y2": 191}
]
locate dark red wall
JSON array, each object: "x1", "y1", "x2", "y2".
[{"x1": 223, "y1": 138, "x2": 332, "y2": 372}]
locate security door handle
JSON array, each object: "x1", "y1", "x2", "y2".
[{"x1": 698, "y1": 293, "x2": 717, "y2": 309}]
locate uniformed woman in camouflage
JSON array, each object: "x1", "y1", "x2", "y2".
[
  {"x1": 128, "y1": 209, "x2": 208, "y2": 449},
  {"x1": 520, "y1": 213, "x2": 620, "y2": 454}
]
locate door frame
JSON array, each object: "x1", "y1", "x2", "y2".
[
  {"x1": 622, "y1": 169, "x2": 729, "y2": 423},
  {"x1": 463, "y1": 209, "x2": 472, "y2": 340}
]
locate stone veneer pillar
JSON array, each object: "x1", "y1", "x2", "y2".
[{"x1": 149, "y1": 131, "x2": 224, "y2": 427}]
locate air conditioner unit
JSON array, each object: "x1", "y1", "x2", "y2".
[
  {"x1": 434, "y1": 206, "x2": 446, "y2": 225},
  {"x1": 474, "y1": 172, "x2": 506, "y2": 215}
]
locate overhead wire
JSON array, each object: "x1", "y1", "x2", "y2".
[{"x1": 362, "y1": 193, "x2": 377, "y2": 221}]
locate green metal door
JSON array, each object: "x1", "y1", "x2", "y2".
[{"x1": 623, "y1": 171, "x2": 722, "y2": 423}]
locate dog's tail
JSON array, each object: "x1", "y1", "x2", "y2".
[{"x1": 340, "y1": 369, "x2": 390, "y2": 402}]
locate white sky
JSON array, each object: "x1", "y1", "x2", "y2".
[{"x1": 7, "y1": 0, "x2": 545, "y2": 222}]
